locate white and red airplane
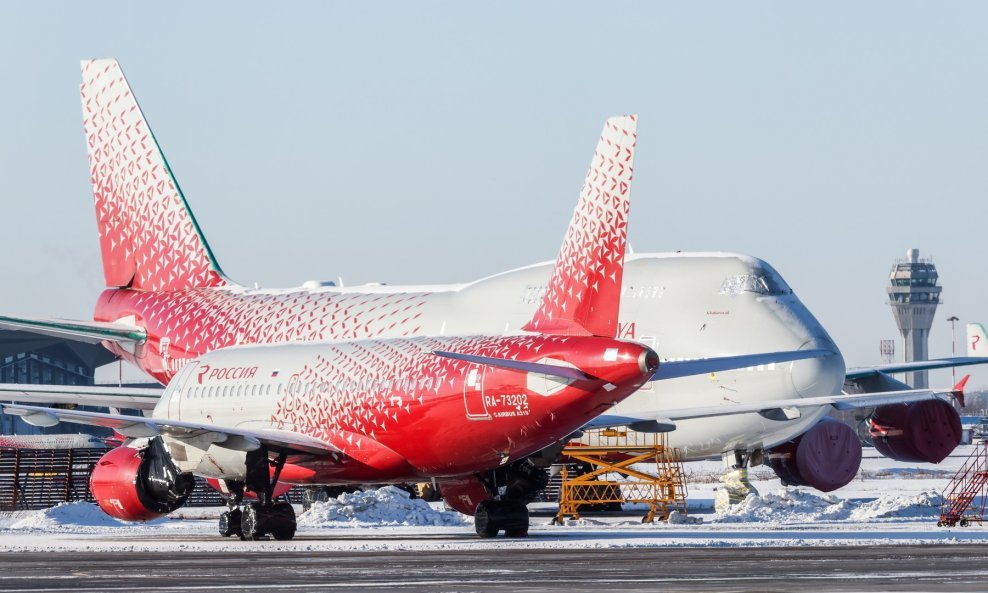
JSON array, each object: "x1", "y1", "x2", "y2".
[
  {"x1": 0, "y1": 105, "x2": 817, "y2": 539},
  {"x1": 1, "y1": 60, "x2": 984, "y2": 512}
]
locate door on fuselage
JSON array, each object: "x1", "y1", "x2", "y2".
[
  {"x1": 166, "y1": 362, "x2": 200, "y2": 421},
  {"x1": 463, "y1": 365, "x2": 491, "y2": 420}
]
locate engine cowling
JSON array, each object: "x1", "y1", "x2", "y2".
[
  {"x1": 868, "y1": 399, "x2": 961, "y2": 463},
  {"x1": 765, "y1": 418, "x2": 862, "y2": 492},
  {"x1": 90, "y1": 437, "x2": 195, "y2": 521},
  {"x1": 436, "y1": 476, "x2": 492, "y2": 516}
]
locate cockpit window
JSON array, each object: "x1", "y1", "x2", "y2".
[{"x1": 719, "y1": 269, "x2": 792, "y2": 297}]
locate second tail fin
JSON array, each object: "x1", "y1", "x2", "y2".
[
  {"x1": 968, "y1": 323, "x2": 987, "y2": 356},
  {"x1": 522, "y1": 115, "x2": 637, "y2": 338},
  {"x1": 81, "y1": 59, "x2": 227, "y2": 291}
]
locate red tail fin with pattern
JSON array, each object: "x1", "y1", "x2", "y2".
[
  {"x1": 522, "y1": 115, "x2": 637, "y2": 338},
  {"x1": 80, "y1": 59, "x2": 227, "y2": 291}
]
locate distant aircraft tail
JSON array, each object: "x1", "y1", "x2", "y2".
[
  {"x1": 80, "y1": 59, "x2": 227, "y2": 291},
  {"x1": 522, "y1": 115, "x2": 637, "y2": 338},
  {"x1": 968, "y1": 323, "x2": 988, "y2": 356}
]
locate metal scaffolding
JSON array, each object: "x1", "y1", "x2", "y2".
[
  {"x1": 938, "y1": 442, "x2": 987, "y2": 527},
  {"x1": 554, "y1": 429, "x2": 687, "y2": 523}
]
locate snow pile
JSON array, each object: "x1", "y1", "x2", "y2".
[
  {"x1": 715, "y1": 488, "x2": 841, "y2": 523},
  {"x1": 4, "y1": 502, "x2": 144, "y2": 532},
  {"x1": 666, "y1": 510, "x2": 703, "y2": 525},
  {"x1": 849, "y1": 490, "x2": 940, "y2": 521},
  {"x1": 714, "y1": 488, "x2": 941, "y2": 523},
  {"x1": 298, "y1": 486, "x2": 467, "y2": 527}
]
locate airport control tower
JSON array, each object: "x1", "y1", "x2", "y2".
[{"x1": 887, "y1": 248, "x2": 942, "y2": 388}]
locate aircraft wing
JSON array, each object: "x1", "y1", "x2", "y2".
[
  {"x1": 0, "y1": 314, "x2": 146, "y2": 345},
  {"x1": 846, "y1": 357, "x2": 988, "y2": 380},
  {"x1": 586, "y1": 384, "x2": 964, "y2": 433},
  {"x1": 0, "y1": 403, "x2": 338, "y2": 456},
  {"x1": 0, "y1": 384, "x2": 162, "y2": 410},
  {"x1": 652, "y1": 349, "x2": 834, "y2": 381}
]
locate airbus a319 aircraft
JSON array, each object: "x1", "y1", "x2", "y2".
[{"x1": 1, "y1": 60, "x2": 984, "y2": 516}]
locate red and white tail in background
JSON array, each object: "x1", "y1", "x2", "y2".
[
  {"x1": 80, "y1": 59, "x2": 227, "y2": 291},
  {"x1": 522, "y1": 115, "x2": 637, "y2": 338}
]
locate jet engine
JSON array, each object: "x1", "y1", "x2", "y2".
[
  {"x1": 89, "y1": 437, "x2": 195, "y2": 521},
  {"x1": 765, "y1": 418, "x2": 862, "y2": 492},
  {"x1": 867, "y1": 399, "x2": 961, "y2": 463}
]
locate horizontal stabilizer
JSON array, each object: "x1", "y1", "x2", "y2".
[
  {"x1": 846, "y1": 356, "x2": 988, "y2": 381},
  {"x1": 0, "y1": 384, "x2": 162, "y2": 410},
  {"x1": 0, "y1": 314, "x2": 145, "y2": 345},
  {"x1": 432, "y1": 350, "x2": 593, "y2": 381},
  {"x1": 651, "y1": 349, "x2": 834, "y2": 381}
]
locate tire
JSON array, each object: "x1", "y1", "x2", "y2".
[
  {"x1": 504, "y1": 526, "x2": 529, "y2": 537},
  {"x1": 960, "y1": 519, "x2": 969, "y2": 528},
  {"x1": 270, "y1": 502, "x2": 297, "y2": 541},
  {"x1": 474, "y1": 500, "x2": 500, "y2": 538},
  {"x1": 240, "y1": 504, "x2": 263, "y2": 540},
  {"x1": 219, "y1": 509, "x2": 243, "y2": 538}
]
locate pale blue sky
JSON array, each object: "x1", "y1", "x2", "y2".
[{"x1": 1, "y1": 2, "x2": 985, "y2": 386}]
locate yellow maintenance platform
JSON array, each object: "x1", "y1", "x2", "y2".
[{"x1": 553, "y1": 428, "x2": 687, "y2": 523}]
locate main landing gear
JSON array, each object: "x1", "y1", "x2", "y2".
[
  {"x1": 218, "y1": 447, "x2": 297, "y2": 541},
  {"x1": 474, "y1": 459, "x2": 549, "y2": 538}
]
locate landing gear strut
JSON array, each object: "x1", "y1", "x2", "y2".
[
  {"x1": 714, "y1": 449, "x2": 761, "y2": 514},
  {"x1": 217, "y1": 447, "x2": 297, "y2": 541}
]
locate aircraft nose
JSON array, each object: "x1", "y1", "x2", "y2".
[{"x1": 790, "y1": 339, "x2": 846, "y2": 398}]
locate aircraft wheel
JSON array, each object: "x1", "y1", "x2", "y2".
[
  {"x1": 219, "y1": 509, "x2": 242, "y2": 538},
  {"x1": 240, "y1": 504, "x2": 265, "y2": 540},
  {"x1": 474, "y1": 500, "x2": 500, "y2": 538},
  {"x1": 270, "y1": 502, "x2": 297, "y2": 541}
]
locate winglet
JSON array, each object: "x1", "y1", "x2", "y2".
[
  {"x1": 952, "y1": 374, "x2": 970, "y2": 407},
  {"x1": 522, "y1": 115, "x2": 637, "y2": 338}
]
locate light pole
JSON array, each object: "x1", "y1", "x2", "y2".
[{"x1": 948, "y1": 315, "x2": 959, "y2": 383}]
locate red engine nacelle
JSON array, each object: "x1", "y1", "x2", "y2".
[
  {"x1": 868, "y1": 399, "x2": 961, "y2": 463},
  {"x1": 766, "y1": 418, "x2": 862, "y2": 492},
  {"x1": 90, "y1": 438, "x2": 195, "y2": 521},
  {"x1": 436, "y1": 475, "x2": 493, "y2": 516}
]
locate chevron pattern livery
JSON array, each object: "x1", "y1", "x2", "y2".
[
  {"x1": 81, "y1": 59, "x2": 226, "y2": 291},
  {"x1": 523, "y1": 115, "x2": 637, "y2": 338}
]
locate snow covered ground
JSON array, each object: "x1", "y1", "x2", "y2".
[{"x1": 0, "y1": 448, "x2": 984, "y2": 552}]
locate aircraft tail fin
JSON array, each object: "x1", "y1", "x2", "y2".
[
  {"x1": 80, "y1": 59, "x2": 227, "y2": 291},
  {"x1": 967, "y1": 323, "x2": 987, "y2": 356},
  {"x1": 522, "y1": 115, "x2": 637, "y2": 338}
]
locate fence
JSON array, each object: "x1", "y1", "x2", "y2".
[{"x1": 0, "y1": 447, "x2": 302, "y2": 511}]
